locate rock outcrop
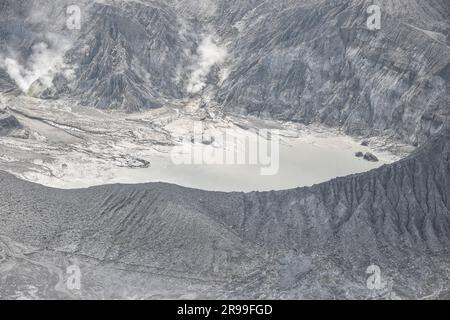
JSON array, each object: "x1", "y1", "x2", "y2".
[
  {"x1": 363, "y1": 152, "x2": 379, "y2": 162},
  {"x1": 0, "y1": 112, "x2": 21, "y2": 136}
]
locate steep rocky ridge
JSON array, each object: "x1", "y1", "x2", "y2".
[
  {"x1": 1, "y1": 0, "x2": 448, "y2": 144},
  {"x1": 1, "y1": 125, "x2": 449, "y2": 298},
  {"x1": 214, "y1": 0, "x2": 450, "y2": 145}
]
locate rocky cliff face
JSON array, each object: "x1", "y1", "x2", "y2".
[
  {"x1": 1, "y1": 0, "x2": 448, "y2": 143},
  {"x1": 214, "y1": 0, "x2": 450, "y2": 145},
  {"x1": 1, "y1": 125, "x2": 449, "y2": 299},
  {"x1": 0, "y1": 0, "x2": 198, "y2": 111},
  {"x1": 66, "y1": 1, "x2": 198, "y2": 111}
]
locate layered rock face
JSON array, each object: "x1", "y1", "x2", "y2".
[
  {"x1": 1, "y1": 0, "x2": 448, "y2": 143},
  {"x1": 0, "y1": 0, "x2": 197, "y2": 110},
  {"x1": 1, "y1": 126, "x2": 449, "y2": 299},
  {"x1": 67, "y1": 1, "x2": 197, "y2": 111},
  {"x1": 213, "y1": 0, "x2": 450, "y2": 145}
]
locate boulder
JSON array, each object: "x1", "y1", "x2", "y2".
[
  {"x1": 0, "y1": 112, "x2": 22, "y2": 136},
  {"x1": 363, "y1": 152, "x2": 379, "y2": 162}
]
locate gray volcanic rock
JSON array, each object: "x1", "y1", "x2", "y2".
[
  {"x1": 363, "y1": 152, "x2": 378, "y2": 162},
  {"x1": 1, "y1": 0, "x2": 449, "y2": 300},
  {"x1": 0, "y1": 0, "x2": 197, "y2": 111},
  {"x1": 214, "y1": 0, "x2": 450, "y2": 146},
  {"x1": 0, "y1": 112, "x2": 21, "y2": 136},
  {"x1": 1, "y1": 0, "x2": 448, "y2": 143},
  {"x1": 66, "y1": 1, "x2": 197, "y2": 111},
  {"x1": 1, "y1": 125, "x2": 449, "y2": 299},
  {"x1": 0, "y1": 70, "x2": 19, "y2": 94}
]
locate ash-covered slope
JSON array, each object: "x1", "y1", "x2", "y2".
[
  {"x1": 1, "y1": 0, "x2": 448, "y2": 142},
  {"x1": 1, "y1": 126, "x2": 449, "y2": 299},
  {"x1": 67, "y1": 1, "x2": 197, "y2": 111},
  {"x1": 0, "y1": 0, "x2": 197, "y2": 111},
  {"x1": 215, "y1": 0, "x2": 450, "y2": 145}
]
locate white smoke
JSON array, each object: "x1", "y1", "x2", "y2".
[
  {"x1": 1, "y1": 35, "x2": 73, "y2": 93},
  {"x1": 187, "y1": 35, "x2": 227, "y2": 94}
]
